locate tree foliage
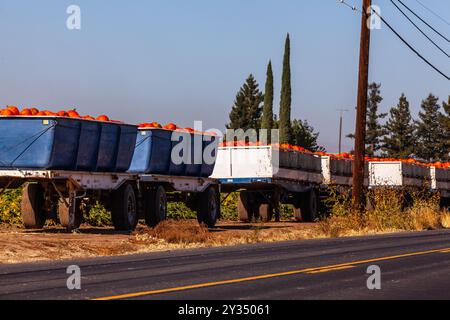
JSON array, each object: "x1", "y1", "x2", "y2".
[
  {"x1": 279, "y1": 34, "x2": 292, "y2": 144},
  {"x1": 439, "y1": 96, "x2": 450, "y2": 160},
  {"x1": 415, "y1": 94, "x2": 446, "y2": 161},
  {"x1": 348, "y1": 83, "x2": 386, "y2": 156},
  {"x1": 291, "y1": 119, "x2": 325, "y2": 152},
  {"x1": 382, "y1": 94, "x2": 415, "y2": 158},
  {"x1": 365, "y1": 83, "x2": 387, "y2": 156},
  {"x1": 227, "y1": 74, "x2": 264, "y2": 130}
]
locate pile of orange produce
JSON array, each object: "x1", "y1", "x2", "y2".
[
  {"x1": 0, "y1": 106, "x2": 119, "y2": 123},
  {"x1": 218, "y1": 140, "x2": 450, "y2": 169},
  {"x1": 138, "y1": 122, "x2": 217, "y2": 135}
]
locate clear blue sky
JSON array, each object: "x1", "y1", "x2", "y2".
[{"x1": 0, "y1": 0, "x2": 448, "y2": 152}]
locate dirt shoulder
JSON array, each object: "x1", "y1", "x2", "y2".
[{"x1": 0, "y1": 221, "x2": 322, "y2": 265}]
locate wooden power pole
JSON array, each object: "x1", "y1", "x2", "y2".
[{"x1": 352, "y1": 0, "x2": 372, "y2": 210}]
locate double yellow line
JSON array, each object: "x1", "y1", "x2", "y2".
[{"x1": 94, "y1": 247, "x2": 450, "y2": 300}]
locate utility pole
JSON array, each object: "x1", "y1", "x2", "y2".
[
  {"x1": 337, "y1": 109, "x2": 349, "y2": 154},
  {"x1": 353, "y1": 0, "x2": 372, "y2": 210}
]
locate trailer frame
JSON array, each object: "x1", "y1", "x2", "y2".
[{"x1": 0, "y1": 169, "x2": 220, "y2": 231}]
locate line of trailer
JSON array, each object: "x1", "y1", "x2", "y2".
[
  {"x1": 1, "y1": 114, "x2": 449, "y2": 232},
  {"x1": 0, "y1": 116, "x2": 221, "y2": 232},
  {"x1": 211, "y1": 146, "x2": 450, "y2": 223}
]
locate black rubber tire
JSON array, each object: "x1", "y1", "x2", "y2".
[
  {"x1": 111, "y1": 183, "x2": 138, "y2": 231},
  {"x1": 21, "y1": 183, "x2": 46, "y2": 229},
  {"x1": 58, "y1": 197, "x2": 82, "y2": 231},
  {"x1": 258, "y1": 204, "x2": 273, "y2": 222},
  {"x1": 197, "y1": 187, "x2": 220, "y2": 228},
  {"x1": 238, "y1": 192, "x2": 254, "y2": 222},
  {"x1": 144, "y1": 186, "x2": 167, "y2": 228},
  {"x1": 300, "y1": 190, "x2": 319, "y2": 222},
  {"x1": 293, "y1": 207, "x2": 302, "y2": 221}
]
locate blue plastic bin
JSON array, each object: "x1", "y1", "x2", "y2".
[
  {"x1": 96, "y1": 122, "x2": 120, "y2": 172},
  {"x1": 185, "y1": 133, "x2": 203, "y2": 177},
  {"x1": 0, "y1": 117, "x2": 80, "y2": 170},
  {"x1": 200, "y1": 134, "x2": 219, "y2": 177},
  {"x1": 115, "y1": 124, "x2": 138, "y2": 172},
  {"x1": 76, "y1": 121, "x2": 101, "y2": 171},
  {"x1": 169, "y1": 131, "x2": 190, "y2": 176},
  {"x1": 128, "y1": 129, "x2": 172, "y2": 174}
]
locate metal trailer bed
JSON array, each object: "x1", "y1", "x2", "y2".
[
  {"x1": 368, "y1": 162, "x2": 450, "y2": 200},
  {"x1": 212, "y1": 146, "x2": 380, "y2": 223},
  {"x1": 0, "y1": 170, "x2": 220, "y2": 231},
  {"x1": 212, "y1": 146, "x2": 339, "y2": 223}
]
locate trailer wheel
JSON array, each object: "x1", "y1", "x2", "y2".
[
  {"x1": 238, "y1": 192, "x2": 254, "y2": 222},
  {"x1": 21, "y1": 183, "x2": 46, "y2": 229},
  {"x1": 293, "y1": 207, "x2": 302, "y2": 221},
  {"x1": 111, "y1": 183, "x2": 138, "y2": 231},
  {"x1": 58, "y1": 196, "x2": 82, "y2": 232},
  {"x1": 144, "y1": 186, "x2": 167, "y2": 228},
  {"x1": 258, "y1": 204, "x2": 273, "y2": 222},
  {"x1": 300, "y1": 190, "x2": 319, "y2": 222},
  {"x1": 197, "y1": 187, "x2": 220, "y2": 228}
]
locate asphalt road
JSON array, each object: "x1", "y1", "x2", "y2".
[{"x1": 1, "y1": 230, "x2": 450, "y2": 300}]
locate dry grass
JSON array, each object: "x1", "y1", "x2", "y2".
[
  {"x1": 440, "y1": 211, "x2": 450, "y2": 229},
  {"x1": 137, "y1": 220, "x2": 212, "y2": 244},
  {"x1": 319, "y1": 188, "x2": 450, "y2": 238},
  {"x1": 2, "y1": 188, "x2": 450, "y2": 264}
]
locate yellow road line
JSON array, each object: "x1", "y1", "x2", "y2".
[
  {"x1": 440, "y1": 249, "x2": 450, "y2": 253},
  {"x1": 94, "y1": 246, "x2": 450, "y2": 300},
  {"x1": 306, "y1": 265, "x2": 356, "y2": 274}
]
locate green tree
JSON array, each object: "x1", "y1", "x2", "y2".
[
  {"x1": 261, "y1": 61, "x2": 274, "y2": 136},
  {"x1": 438, "y1": 95, "x2": 450, "y2": 160},
  {"x1": 415, "y1": 94, "x2": 445, "y2": 161},
  {"x1": 291, "y1": 119, "x2": 325, "y2": 152},
  {"x1": 348, "y1": 82, "x2": 386, "y2": 156},
  {"x1": 382, "y1": 94, "x2": 415, "y2": 158},
  {"x1": 279, "y1": 34, "x2": 292, "y2": 144},
  {"x1": 227, "y1": 74, "x2": 264, "y2": 130}
]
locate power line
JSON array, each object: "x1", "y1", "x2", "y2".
[
  {"x1": 414, "y1": 0, "x2": 450, "y2": 27},
  {"x1": 371, "y1": 9, "x2": 450, "y2": 81},
  {"x1": 396, "y1": 0, "x2": 450, "y2": 44},
  {"x1": 390, "y1": 0, "x2": 450, "y2": 58},
  {"x1": 338, "y1": 0, "x2": 363, "y2": 14},
  {"x1": 338, "y1": 0, "x2": 359, "y2": 12},
  {"x1": 338, "y1": 0, "x2": 450, "y2": 81}
]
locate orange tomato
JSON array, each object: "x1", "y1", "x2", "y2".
[
  {"x1": 1, "y1": 109, "x2": 14, "y2": 116},
  {"x1": 83, "y1": 115, "x2": 95, "y2": 120},
  {"x1": 164, "y1": 123, "x2": 177, "y2": 130},
  {"x1": 57, "y1": 110, "x2": 68, "y2": 117},
  {"x1": 96, "y1": 115, "x2": 110, "y2": 122},
  {"x1": 7, "y1": 106, "x2": 19, "y2": 115},
  {"x1": 30, "y1": 108, "x2": 39, "y2": 115},
  {"x1": 67, "y1": 110, "x2": 80, "y2": 118},
  {"x1": 36, "y1": 111, "x2": 47, "y2": 116},
  {"x1": 20, "y1": 109, "x2": 32, "y2": 116}
]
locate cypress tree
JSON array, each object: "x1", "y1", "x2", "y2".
[
  {"x1": 261, "y1": 61, "x2": 274, "y2": 136},
  {"x1": 415, "y1": 94, "x2": 445, "y2": 161},
  {"x1": 383, "y1": 94, "x2": 415, "y2": 158},
  {"x1": 227, "y1": 74, "x2": 264, "y2": 130},
  {"x1": 279, "y1": 34, "x2": 292, "y2": 144}
]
